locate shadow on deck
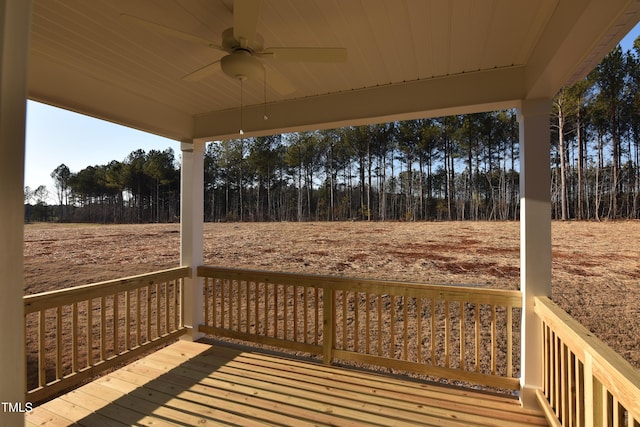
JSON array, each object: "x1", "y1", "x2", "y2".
[{"x1": 26, "y1": 339, "x2": 547, "y2": 427}]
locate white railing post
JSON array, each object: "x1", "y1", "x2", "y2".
[
  {"x1": 0, "y1": 0, "x2": 31, "y2": 425},
  {"x1": 180, "y1": 140, "x2": 205, "y2": 340},
  {"x1": 517, "y1": 98, "x2": 552, "y2": 409}
]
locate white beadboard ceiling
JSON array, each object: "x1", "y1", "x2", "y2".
[{"x1": 28, "y1": 0, "x2": 640, "y2": 141}]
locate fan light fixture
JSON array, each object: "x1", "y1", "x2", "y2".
[{"x1": 220, "y1": 50, "x2": 263, "y2": 81}]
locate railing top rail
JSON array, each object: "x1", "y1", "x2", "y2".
[
  {"x1": 198, "y1": 265, "x2": 521, "y2": 306},
  {"x1": 24, "y1": 266, "x2": 191, "y2": 314},
  {"x1": 535, "y1": 296, "x2": 640, "y2": 420}
]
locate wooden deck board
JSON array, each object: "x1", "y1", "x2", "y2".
[{"x1": 27, "y1": 340, "x2": 548, "y2": 427}]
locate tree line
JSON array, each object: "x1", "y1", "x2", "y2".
[
  {"x1": 25, "y1": 148, "x2": 180, "y2": 223},
  {"x1": 204, "y1": 114, "x2": 519, "y2": 222},
  {"x1": 25, "y1": 39, "x2": 640, "y2": 223},
  {"x1": 552, "y1": 43, "x2": 640, "y2": 220}
]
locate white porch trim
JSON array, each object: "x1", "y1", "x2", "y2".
[
  {"x1": 179, "y1": 140, "x2": 205, "y2": 341},
  {"x1": 0, "y1": 0, "x2": 31, "y2": 424},
  {"x1": 517, "y1": 98, "x2": 553, "y2": 408}
]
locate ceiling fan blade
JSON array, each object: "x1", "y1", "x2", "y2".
[
  {"x1": 233, "y1": 0, "x2": 261, "y2": 47},
  {"x1": 263, "y1": 64, "x2": 295, "y2": 95},
  {"x1": 120, "y1": 14, "x2": 223, "y2": 50},
  {"x1": 262, "y1": 47, "x2": 347, "y2": 63},
  {"x1": 183, "y1": 60, "x2": 221, "y2": 81}
]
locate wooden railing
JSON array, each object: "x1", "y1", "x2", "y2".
[
  {"x1": 535, "y1": 296, "x2": 640, "y2": 427},
  {"x1": 198, "y1": 266, "x2": 522, "y2": 391},
  {"x1": 24, "y1": 267, "x2": 189, "y2": 403}
]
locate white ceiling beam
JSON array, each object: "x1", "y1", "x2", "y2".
[
  {"x1": 194, "y1": 66, "x2": 526, "y2": 141},
  {"x1": 28, "y1": 55, "x2": 194, "y2": 141}
]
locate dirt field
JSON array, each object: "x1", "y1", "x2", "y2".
[{"x1": 23, "y1": 220, "x2": 640, "y2": 369}]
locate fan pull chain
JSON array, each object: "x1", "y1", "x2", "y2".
[
  {"x1": 263, "y1": 66, "x2": 268, "y2": 121},
  {"x1": 239, "y1": 77, "x2": 244, "y2": 135}
]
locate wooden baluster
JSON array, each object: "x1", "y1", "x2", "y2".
[
  {"x1": 474, "y1": 304, "x2": 480, "y2": 372},
  {"x1": 56, "y1": 306, "x2": 62, "y2": 380},
  {"x1": 322, "y1": 287, "x2": 334, "y2": 365},
  {"x1": 163, "y1": 282, "x2": 171, "y2": 335},
  {"x1": 365, "y1": 292, "x2": 370, "y2": 354},
  {"x1": 552, "y1": 328, "x2": 557, "y2": 407},
  {"x1": 417, "y1": 298, "x2": 422, "y2": 363},
  {"x1": 100, "y1": 296, "x2": 106, "y2": 361},
  {"x1": 170, "y1": 281, "x2": 175, "y2": 332},
  {"x1": 204, "y1": 278, "x2": 210, "y2": 327},
  {"x1": 146, "y1": 286, "x2": 151, "y2": 343},
  {"x1": 612, "y1": 396, "x2": 622, "y2": 427},
  {"x1": 156, "y1": 283, "x2": 160, "y2": 337},
  {"x1": 342, "y1": 291, "x2": 347, "y2": 350},
  {"x1": 72, "y1": 302, "x2": 78, "y2": 372},
  {"x1": 283, "y1": 284, "x2": 288, "y2": 340},
  {"x1": 431, "y1": 298, "x2": 436, "y2": 366},
  {"x1": 274, "y1": 283, "x2": 279, "y2": 338},
  {"x1": 236, "y1": 280, "x2": 242, "y2": 332},
  {"x1": 575, "y1": 353, "x2": 583, "y2": 427},
  {"x1": 403, "y1": 296, "x2": 408, "y2": 361},
  {"x1": 253, "y1": 282, "x2": 260, "y2": 335},
  {"x1": 114, "y1": 292, "x2": 119, "y2": 353},
  {"x1": 303, "y1": 286, "x2": 309, "y2": 344},
  {"x1": 459, "y1": 301, "x2": 465, "y2": 370},
  {"x1": 293, "y1": 285, "x2": 298, "y2": 341},
  {"x1": 229, "y1": 280, "x2": 233, "y2": 330},
  {"x1": 561, "y1": 340, "x2": 568, "y2": 425},
  {"x1": 246, "y1": 281, "x2": 251, "y2": 334},
  {"x1": 584, "y1": 354, "x2": 602, "y2": 427},
  {"x1": 543, "y1": 322, "x2": 549, "y2": 398},
  {"x1": 390, "y1": 295, "x2": 395, "y2": 358},
  {"x1": 491, "y1": 304, "x2": 496, "y2": 375},
  {"x1": 125, "y1": 291, "x2": 131, "y2": 351},
  {"x1": 220, "y1": 279, "x2": 225, "y2": 329},
  {"x1": 377, "y1": 295, "x2": 383, "y2": 356},
  {"x1": 212, "y1": 278, "x2": 218, "y2": 328},
  {"x1": 88, "y1": 298, "x2": 94, "y2": 365},
  {"x1": 506, "y1": 305, "x2": 513, "y2": 377},
  {"x1": 445, "y1": 301, "x2": 450, "y2": 368},
  {"x1": 263, "y1": 281, "x2": 268, "y2": 336},
  {"x1": 228, "y1": 281, "x2": 233, "y2": 330},
  {"x1": 354, "y1": 292, "x2": 359, "y2": 353},
  {"x1": 39, "y1": 310, "x2": 46, "y2": 387},
  {"x1": 175, "y1": 280, "x2": 180, "y2": 331},
  {"x1": 135, "y1": 289, "x2": 141, "y2": 347},
  {"x1": 314, "y1": 287, "x2": 319, "y2": 345}
]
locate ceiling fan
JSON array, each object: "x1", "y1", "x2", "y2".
[{"x1": 120, "y1": 0, "x2": 347, "y2": 95}]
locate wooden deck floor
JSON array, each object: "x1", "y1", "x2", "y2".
[{"x1": 26, "y1": 340, "x2": 548, "y2": 427}]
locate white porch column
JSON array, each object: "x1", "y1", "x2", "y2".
[
  {"x1": 0, "y1": 0, "x2": 30, "y2": 424},
  {"x1": 517, "y1": 98, "x2": 552, "y2": 408},
  {"x1": 180, "y1": 140, "x2": 205, "y2": 340}
]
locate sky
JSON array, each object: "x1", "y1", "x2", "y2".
[
  {"x1": 24, "y1": 23, "x2": 640, "y2": 201},
  {"x1": 25, "y1": 103, "x2": 178, "y2": 200}
]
